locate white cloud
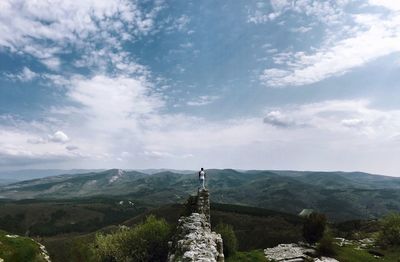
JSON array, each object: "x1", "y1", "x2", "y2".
[
  {"x1": 174, "y1": 15, "x2": 191, "y2": 31},
  {"x1": 49, "y1": 131, "x2": 69, "y2": 143},
  {"x1": 0, "y1": 0, "x2": 163, "y2": 71},
  {"x1": 369, "y1": 0, "x2": 400, "y2": 11},
  {"x1": 66, "y1": 145, "x2": 79, "y2": 151},
  {"x1": 186, "y1": 96, "x2": 219, "y2": 106},
  {"x1": 65, "y1": 75, "x2": 163, "y2": 125},
  {"x1": 291, "y1": 26, "x2": 312, "y2": 33},
  {"x1": 41, "y1": 58, "x2": 61, "y2": 71},
  {"x1": 0, "y1": 127, "x2": 81, "y2": 168},
  {"x1": 248, "y1": 0, "x2": 349, "y2": 25},
  {"x1": 260, "y1": 1, "x2": 400, "y2": 87},
  {"x1": 5, "y1": 67, "x2": 37, "y2": 82},
  {"x1": 2, "y1": 97, "x2": 400, "y2": 175},
  {"x1": 341, "y1": 118, "x2": 364, "y2": 128},
  {"x1": 263, "y1": 99, "x2": 400, "y2": 138},
  {"x1": 263, "y1": 111, "x2": 299, "y2": 128}
]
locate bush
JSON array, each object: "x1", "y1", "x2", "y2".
[
  {"x1": 316, "y1": 229, "x2": 336, "y2": 256},
  {"x1": 215, "y1": 223, "x2": 238, "y2": 258},
  {"x1": 377, "y1": 212, "x2": 400, "y2": 247},
  {"x1": 93, "y1": 215, "x2": 171, "y2": 262},
  {"x1": 303, "y1": 213, "x2": 327, "y2": 244}
]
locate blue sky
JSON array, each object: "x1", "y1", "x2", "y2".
[{"x1": 1, "y1": 0, "x2": 400, "y2": 176}]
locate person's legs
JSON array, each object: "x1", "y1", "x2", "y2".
[{"x1": 202, "y1": 178, "x2": 205, "y2": 189}]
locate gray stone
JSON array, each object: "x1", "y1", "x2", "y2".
[
  {"x1": 168, "y1": 189, "x2": 224, "y2": 262},
  {"x1": 264, "y1": 243, "x2": 338, "y2": 262}
]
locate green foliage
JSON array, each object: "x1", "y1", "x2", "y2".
[
  {"x1": 69, "y1": 237, "x2": 97, "y2": 262},
  {"x1": 42, "y1": 235, "x2": 97, "y2": 262},
  {"x1": 92, "y1": 215, "x2": 171, "y2": 262},
  {"x1": 211, "y1": 204, "x2": 303, "y2": 250},
  {"x1": 334, "y1": 219, "x2": 380, "y2": 240},
  {"x1": 215, "y1": 223, "x2": 238, "y2": 258},
  {"x1": 316, "y1": 229, "x2": 336, "y2": 257},
  {"x1": 0, "y1": 198, "x2": 146, "y2": 237},
  {"x1": 334, "y1": 245, "x2": 380, "y2": 262},
  {"x1": 0, "y1": 230, "x2": 46, "y2": 262},
  {"x1": 303, "y1": 213, "x2": 327, "y2": 244},
  {"x1": 377, "y1": 212, "x2": 400, "y2": 247},
  {"x1": 226, "y1": 250, "x2": 266, "y2": 262}
]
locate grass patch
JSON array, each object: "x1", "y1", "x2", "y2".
[
  {"x1": 334, "y1": 245, "x2": 400, "y2": 262},
  {"x1": 0, "y1": 230, "x2": 46, "y2": 262},
  {"x1": 378, "y1": 248, "x2": 400, "y2": 261},
  {"x1": 226, "y1": 250, "x2": 267, "y2": 262}
]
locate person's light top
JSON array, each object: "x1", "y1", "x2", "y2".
[{"x1": 199, "y1": 170, "x2": 205, "y2": 179}]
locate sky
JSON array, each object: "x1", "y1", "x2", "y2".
[{"x1": 0, "y1": 0, "x2": 400, "y2": 176}]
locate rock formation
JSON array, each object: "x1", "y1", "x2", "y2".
[
  {"x1": 168, "y1": 188, "x2": 224, "y2": 262},
  {"x1": 264, "y1": 243, "x2": 339, "y2": 262}
]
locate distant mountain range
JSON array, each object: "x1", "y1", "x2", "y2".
[
  {"x1": 1, "y1": 169, "x2": 400, "y2": 221},
  {"x1": 0, "y1": 178, "x2": 18, "y2": 185},
  {"x1": 0, "y1": 168, "x2": 195, "y2": 182},
  {"x1": 0, "y1": 169, "x2": 106, "y2": 181}
]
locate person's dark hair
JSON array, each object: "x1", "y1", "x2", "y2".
[{"x1": 201, "y1": 168, "x2": 204, "y2": 170}]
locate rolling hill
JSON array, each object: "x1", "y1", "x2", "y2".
[{"x1": 1, "y1": 169, "x2": 400, "y2": 221}]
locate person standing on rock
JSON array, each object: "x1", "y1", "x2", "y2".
[{"x1": 199, "y1": 168, "x2": 206, "y2": 189}]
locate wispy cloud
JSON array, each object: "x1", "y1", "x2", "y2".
[
  {"x1": 0, "y1": 0, "x2": 163, "y2": 72},
  {"x1": 248, "y1": 0, "x2": 348, "y2": 25},
  {"x1": 263, "y1": 111, "x2": 299, "y2": 128},
  {"x1": 5, "y1": 67, "x2": 38, "y2": 82},
  {"x1": 186, "y1": 96, "x2": 220, "y2": 106},
  {"x1": 258, "y1": 1, "x2": 400, "y2": 87}
]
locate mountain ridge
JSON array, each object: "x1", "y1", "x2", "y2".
[{"x1": 2, "y1": 169, "x2": 400, "y2": 221}]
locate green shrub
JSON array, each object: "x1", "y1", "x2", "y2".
[
  {"x1": 316, "y1": 229, "x2": 336, "y2": 256},
  {"x1": 377, "y1": 212, "x2": 400, "y2": 247},
  {"x1": 215, "y1": 223, "x2": 238, "y2": 258},
  {"x1": 93, "y1": 215, "x2": 171, "y2": 262},
  {"x1": 303, "y1": 213, "x2": 327, "y2": 244}
]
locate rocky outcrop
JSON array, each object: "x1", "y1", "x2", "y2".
[
  {"x1": 168, "y1": 189, "x2": 224, "y2": 262},
  {"x1": 264, "y1": 243, "x2": 316, "y2": 261},
  {"x1": 196, "y1": 189, "x2": 211, "y2": 223},
  {"x1": 264, "y1": 243, "x2": 339, "y2": 262}
]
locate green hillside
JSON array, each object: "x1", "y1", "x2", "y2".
[
  {"x1": 0, "y1": 230, "x2": 48, "y2": 262},
  {"x1": 0, "y1": 198, "x2": 146, "y2": 237},
  {"x1": 2, "y1": 169, "x2": 400, "y2": 221}
]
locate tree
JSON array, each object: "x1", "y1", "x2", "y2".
[
  {"x1": 377, "y1": 212, "x2": 400, "y2": 247},
  {"x1": 215, "y1": 223, "x2": 238, "y2": 258},
  {"x1": 316, "y1": 229, "x2": 336, "y2": 256},
  {"x1": 93, "y1": 215, "x2": 171, "y2": 262},
  {"x1": 303, "y1": 212, "x2": 327, "y2": 244}
]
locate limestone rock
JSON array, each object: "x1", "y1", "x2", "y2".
[
  {"x1": 264, "y1": 243, "x2": 338, "y2": 262},
  {"x1": 264, "y1": 243, "x2": 315, "y2": 261},
  {"x1": 168, "y1": 189, "x2": 224, "y2": 262}
]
